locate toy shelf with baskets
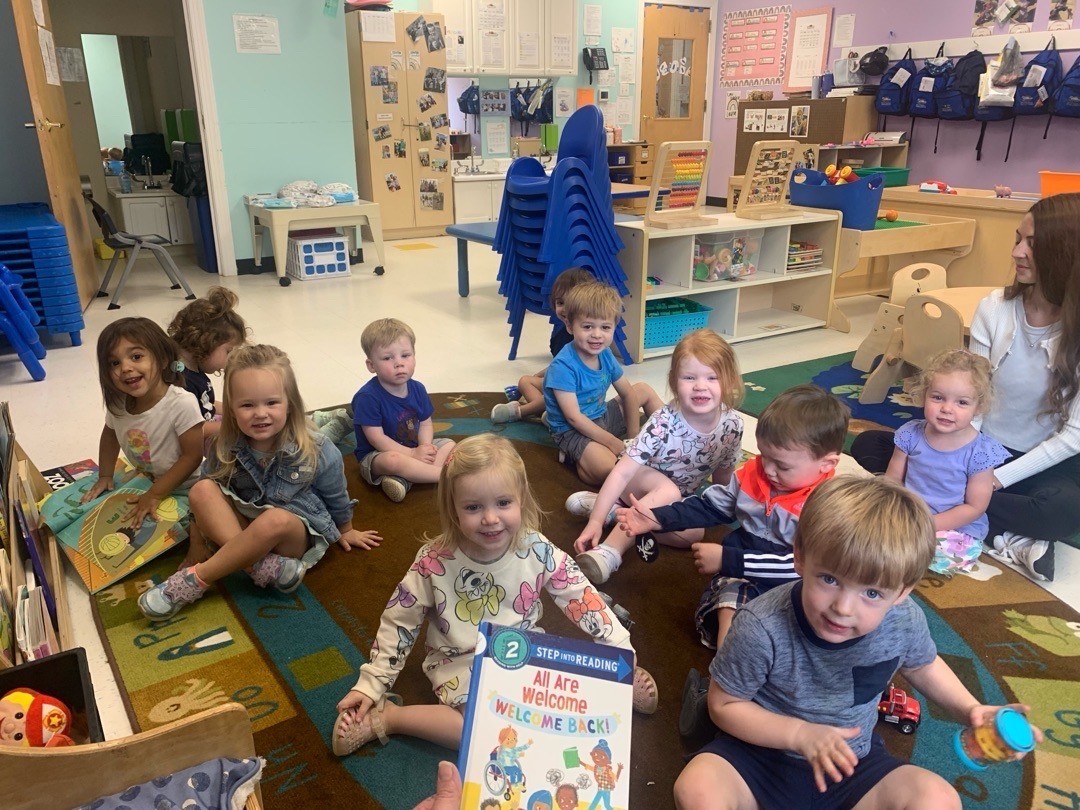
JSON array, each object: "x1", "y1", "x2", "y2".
[{"x1": 616, "y1": 210, "x2": 842, "y2": 361}]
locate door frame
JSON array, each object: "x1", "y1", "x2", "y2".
[
  {"x1": 180, "y1": 0, "x2": 236, "y2": 276},
  {"x1": 636, "y1": 0, "x2": 717, "y2": 143}
]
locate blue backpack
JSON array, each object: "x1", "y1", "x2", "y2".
[
  {"x1": 1014, "y1": 38, "x2": 1062, "y2": 116},
  {"x1": 1051, "y1": 53, "x2": 1080, "y2": 118},
  {"x1": 910, "y1": 45, "x2": 953, "y2": 119},
  {"x1": 457, "y1": 82, "x2": 480, "y2": 133},
  {"x1": 935, "y1": 50, "x2": 986, "y2": 121},
  {"x1": 875, "y1": 47, "x2": 917, "y2": 119}
]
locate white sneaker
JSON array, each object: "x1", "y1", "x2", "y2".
[
  {"x1": 565, "y1": 492, "x2": 618, "y2": 526},
  {"x1": 491, "y1": 402, "x2": 521, "y2": 424},
  {"x1": 575, "y1": 545, "x2": 623, "y2": 584},
  {"x1": 987, "y1": 532, "x2": 1055, "y2": 582},
  {"x1": 380, "y1": 475, "x2": 409, "y2": 503}
]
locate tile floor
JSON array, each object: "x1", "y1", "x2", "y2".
[{"x1": 3, "y1": 234, "x2": 1076, "y2": 740}]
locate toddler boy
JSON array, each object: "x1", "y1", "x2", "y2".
[
  {"x1": 618, "y1": 384, "x2": 849, "y2": 648},
  {"x1": 673, "y1": 476, "x2": 1042, "y2": 810},
  {"x1": 543, "y1": 281, "x2": 663, "y2": 489},
  {"x1": 351, "y1": 318, "x2": 454, "y2": 502}
]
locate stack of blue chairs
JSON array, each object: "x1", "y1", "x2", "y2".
[
  {"x1": 0, "y1": 203, "x2": 85, "y2": 347},
  {"x1": 493, "y1": 105, "x2": 632, "y2": 362},
  {"x1": 0, "y1": 265, "x2": 47, "y2": 381}
]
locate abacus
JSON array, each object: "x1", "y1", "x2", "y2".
[{"x1": 644, "y1": 141, "x2": 713, "y2": 229}]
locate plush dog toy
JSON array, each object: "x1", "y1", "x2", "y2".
[{"x1": 0, "y1": 688, "x2": 75, "y2": 747}]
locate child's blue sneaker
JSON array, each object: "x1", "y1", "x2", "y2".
[
  {"x1": 138, "y1": 568, "x2": 209, "y2": 620},
  {"x1": 246, "y1": 553, "x2": 306, "y2": 592}
]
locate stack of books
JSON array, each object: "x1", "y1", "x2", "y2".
[{"x1": 787, "y1": 241, "x2": 823, "y2": 272}]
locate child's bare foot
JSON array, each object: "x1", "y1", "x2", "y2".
[{"x1": 692, "y1": 543, "x2": 723, "y2": 575}]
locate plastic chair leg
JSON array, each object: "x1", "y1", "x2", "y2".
[
  {"x1": 0, "y1": 314, "x2": 46, "y2": 381},
  {"x1": 148, "y1": 244, "x2": 196, "y2": 299}
]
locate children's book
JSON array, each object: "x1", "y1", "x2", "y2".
[{"x1": 457, "y1": 622, "x2": 634, "y2": 810}]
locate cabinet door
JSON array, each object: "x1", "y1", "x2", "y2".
[
  {"x1": 545, "y1": 0, "x2": 577, "y2": 76},
  {"x1": 509, "y1": 0, "x2": 542, "y2": 75},
  {"x1": 454, "y1": 181, "x2": 494, "y2": 223},
  {"x1": 476, "y1": 1, "x2": 510, "y2": 74},
  {"x1": 124, "y1": 198, "x2": 171, "y2": 239},
  {"x1": 165, "y1": 196, "x2": 192, "y2": 245},
  {"x1": 431, "y1": 0, "x2": 473, "y2": 73},
  {"x1": 401, "y1": 12, "x2": 455, "y2": 228}
]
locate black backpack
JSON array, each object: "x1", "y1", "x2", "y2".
[
  {"x1": 936, "y1": 50, "x2": 986, "y2": 121},
  {"x1": 875, "y1": 47, "x2": 917, "y2": 121}
]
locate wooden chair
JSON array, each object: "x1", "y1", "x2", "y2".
[
  {"x1": 858, "y1": 294, "x2": 965, "y2": 405},
  {"x1": 0, "y1": 703, "x2": 262, "y2": 810},
  {"x1": 852, "y1": 262, "x2": 948, "y2": 372}
]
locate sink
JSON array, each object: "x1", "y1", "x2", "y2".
[{"x1": 453, "y1": 169, "x2": 506, "y2": 177}]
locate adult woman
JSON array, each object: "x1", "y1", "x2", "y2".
[{"x1": 852, "y1": 193, "x2": 1080, "y2": 582}]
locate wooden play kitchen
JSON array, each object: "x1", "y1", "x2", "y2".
[{"x1": 827, "y1": 212, "x2": 976, "y2": 332}]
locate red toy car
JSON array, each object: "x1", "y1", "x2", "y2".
[{"x1": 877, "y1": 685, "x2": 921, "y2": 734}]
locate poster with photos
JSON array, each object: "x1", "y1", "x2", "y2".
[
  {"x1": 420, "y1": 191, "x2": 445, "y2": 210},
  {"x1": 765, "y1": 107, "x2": 789, "y2": 133},
  {"x1": 382, "y1": 81, "x2": 399, "y2": 104},
  {"x1": 1049, "y1": 0, "x2": 1076, "y2": 30},
  {"x1": 789, "y1": 105, "x2": 809, "y2": 137},
  {"x1": 743, "y1": 109, "x2": 765, "y2": 132},
  {"x1": 424, "y1": 67, "x2": 447, "y2": 92},
  {"x1": 405, "y1": 16, "x2": 426, "y2": 43},
  {"x1": 972, "y1": 0, "x2": 1039, "y2": 36},
  {"x1": 425, "y1": 21, "x2": 445, "y2": 52},
  {"x1": 370, "y1": 65, "x2": 388, "y2": 86},
  {"x1": 480, "y1": 89, "x2": 509, "y2": 114}
]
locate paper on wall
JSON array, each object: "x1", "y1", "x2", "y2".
[
  {"x1": 611, "y1": 27, "x2": 635, "y2": 53},
  {"x1": 478, "y1": 0, "x2": 506, "y2": 30},
  {"x1": 486, "y1": 119, "x2": 509, "y2": 154},
  {"x1": 57, "y1": 47, "x2": 86, "y2": 82},
  {"x1": 555, "y1": 86, "x2": 576, "y2": 116},
  {"x1": 37, "y1": 27, "x2": 60, "y2": 86},
  {"x1": 584, "y1": 5, "x2": 602, "y2": 37},
  {"x1": 619, "y1": 82, "x2": 632, "y2": 97},
  {"x1": 480, "y1": 30, "x2": 505, "y2": 69},
  {"x1": 831, "y1": 14, "x2": 855, "y2": 48},
  {"x1": 597, "y1": 68, "x2": 615, "y2": 87},
  {"x1": 617, "y1": 53, "x2": 636, "y2": 84},
  {"x1": 233, "y1": 14, "x2": 280, "y2": 55},
  {"x1": 551, "y1": 34, "x2": 573, "y2": 69},
  {"x1": 517, "y1": 31, "x2": 539, "y2": 68},
  {"x1": 361, "y1": 10, "x2": 395, "y2": 43},
  {"x1": 446, "y1": 31, "x2": 465, "y2": 65},
  {"x1": 616, "y1": 96, "x2": 633, "y2": 125}
]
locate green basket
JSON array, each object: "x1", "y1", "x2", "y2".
[
  {"x1": 852, "y1": 166, "x2": 910, "y2": 187},
  {"x1": 643, "y1": 298, "x2": 712, "y2": 349}
]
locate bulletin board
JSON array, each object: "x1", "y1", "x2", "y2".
[
  {"x1": 719, "y1": 5, "x2": 791, "y2": 88},
  {"x1": 782, "y1": 7, "x2": 832, "y2": 94}
]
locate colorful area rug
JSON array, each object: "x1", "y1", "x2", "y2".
[
  {"x1": 91, "y1": 393, "x2": 1078, "y2": 808},
  {"x1": 742, "y1": 352, "x2": 922, "y2": 449}
]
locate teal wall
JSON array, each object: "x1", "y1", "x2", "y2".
[
  {"x1": 202, "y1": 2, "x2": 355, "y2": 263},
  {"x1": 82, "y1": 34, "x2": 133, "y2": 150}
]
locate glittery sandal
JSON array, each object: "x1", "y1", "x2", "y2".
[{"x1": 633, "y1": 666, "x2": 659, "y2": 715}]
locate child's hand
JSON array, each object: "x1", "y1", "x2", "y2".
[
  {"x1": 968, "y1": 703, "x2": 1044, "y2": 758},
  {"x1": 82, "y1": 476, "x2": 114, "y2": 503},
  {"x1": 413, "y1": 443, "x2": 438, "y2": 464},
  {"x1": 792, "y1": 722, "x2": 860, "y2": 793},
  {"x1": 335, "y1": 690, "x2": 374, "y2": 736},
  {"x1": 692, "y1": 542, "x2": 723, "y2": 576},
  {"x1": 338, "y1": 529, "x2": 382, "y2": 551},
  {"x1": 615, "y1": 493, "x2": 660, "y2": 537},
  {"x1": 605, "y1": 436, "x2": 627, "y2": 457},
  {"x1": 127, "y1": 491, "x2": 161, "y2": 528},
  {"x1": 574, "y1": 521, "x2": 605, "y2": 554}
]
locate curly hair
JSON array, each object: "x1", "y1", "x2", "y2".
[
  {"x1": 167, "y1": 286, "x2": 248, "y2": 368},
  {"x1": 911, "y1": 349, "x2": 994, "y2": 415}
]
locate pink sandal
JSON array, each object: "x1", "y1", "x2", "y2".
[
  {"x1": 633, "y1": 666, "x2": 659, "y2": 715},
  {"x1": 331, "y1": 694, "x2": 400, "y2": 756}
]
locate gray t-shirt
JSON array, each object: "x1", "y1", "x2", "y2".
[{"x1": 710, "y1": 581, "x2": 936, "y2": 759}]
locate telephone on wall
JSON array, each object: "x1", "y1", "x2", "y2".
[{"x1": 582, "y1": 47, "x2": 609, "y2": 83}]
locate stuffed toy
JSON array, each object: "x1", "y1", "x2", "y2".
[{"x1": 0, "y1": 688, "x2": 75, "y2": 747}]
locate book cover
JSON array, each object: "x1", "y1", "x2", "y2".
[
  {"x1": 13, "y1": 501, "x2": 56, "y2": 628},
  {"x1": 39, "y1": 459, "x2": 99, "y2": 492},
  {"x1": 457, "y1": 623, "x2": 634, "y2": 810}
]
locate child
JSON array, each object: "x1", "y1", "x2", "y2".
[
  {"x1": 885, "y1": 350, "x2": 1008, "y2": 573},
  {"x1": 167, "y1": 285, "x2": 248, "y2": 433},
  {"x1": 331, "y1": 434, "x2": 656, "y2": 756},
  {"x1": 492, "y1": 267, "x2": 594, "y2": 424},
  {"x1": 618, "y1": 384, "x2": 848, "y2": 649},
  {"x1": 138, "y1": 344, "x2": 380, "y2": 620},
  {"x1": 496, "y1": 726, "x2": 532, "y2": 792},
  {"x1": 81, "y1": 318, "x2": 205, "y2": 529},
  {"x1": 543, "y1": 281, "x2": 664, "y2": 487},
  {"x1": 351, "y1": 318, "x2": 455, "y2": 502},
  {"x1": 582, "y1": 739, "x2": 623, "y2": 810},
  {"x1": 571, "y1": 329, "x2": 745, "y2": 584},
  {"x1": 672, "y1": 476, "x2": 1043, "y2": 810}
]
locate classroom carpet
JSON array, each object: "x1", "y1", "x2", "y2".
[{"x1": 91, "y1": 392, "x2": 1078, "y2": 808}]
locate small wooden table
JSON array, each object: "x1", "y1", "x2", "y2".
[
  {"x1": 920, "y1": 286, "x2": 997, "y2": 331},
  {"x1": 246, "y1": 201, "x2": 386, "y2": 286}
]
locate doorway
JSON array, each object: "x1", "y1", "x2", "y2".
[{"x1": 639, "y1": 4, "x2": 711, "y2": 147}]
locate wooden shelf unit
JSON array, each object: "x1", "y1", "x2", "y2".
[
  {"x1": 615, "y1": 210, "x2": 842, "y2": 361},
  {"x1": 608, "y1": 142, "x2": 653, "y2": 214}
]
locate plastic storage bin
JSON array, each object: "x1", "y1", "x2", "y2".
[
  {"x1": 643, "y1": 298, "x2": 712, "y2": 349},
  {"x1": 789, "y1": 169, "x2": 884, "y2": 230},
  {"x1": 853, "y1": 166, "x2": 910, "y2": 187},
  {"x1": 285, "y1": 233, "x2": 350, "y2": 281},
  {"x1": 0, "y1": 648, "x2": 104, "y2": 744},
  {"x1": 1040, "y1": 171, "x2": 1080, "y2": 198},
  {"x1": 693, "y1": 230, "x2": 762, "y2": 282}
]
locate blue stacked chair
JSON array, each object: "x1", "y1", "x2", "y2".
[
  {"x1": 0, "y1": 265, "x2": 47, "y2": 381},
  {"x1": 0, "y1": 203, "x2": 85, "y2": 347},
  {"x1": 492, "y1": 106, "x2": 632, "y2": 362}
]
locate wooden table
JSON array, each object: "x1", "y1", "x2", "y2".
[
  {"x1": 828, "y1": 211, "x2": 976, "y2": 332},
  {"x1": 921, "y1": 286, "x2": 997, "y2": 330},
  {"x1": 245, "y1": 201, "x2": 386, "y2": 286}
]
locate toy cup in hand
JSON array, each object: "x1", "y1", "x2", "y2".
[{"x1": 954, "y1": 708, "x2": 1035, "y2": 770}]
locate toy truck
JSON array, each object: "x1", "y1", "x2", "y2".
[{"x1": 878, "y1": 685, "x2": 921, "y2": 735}]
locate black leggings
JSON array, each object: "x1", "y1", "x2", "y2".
[{"x1": 849, "y1": 430, "x2": 1080, "y2": 543}]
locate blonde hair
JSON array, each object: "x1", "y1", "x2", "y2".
[
  {"x1": 209, "y1": 344, "x2": 316, "y2": 482},
  {"x1": 756, "y1": 384, "x2": 849, "y2": 458},
  {"x1": 667, "y1": 329, "x2": 744, "y2": 411},
  {"x1": 361, "y1": 318, "x2": 416, "y2": 358},
  {"x1": 167, "y1": 286, "x2": 248, "y2": 367},
  {"x1": 796, "y1": 476, "x2": 935, "y2": 591},
  {"x1": 562, "y1": 281, "x2": 622, "y2": 326},
  {"x1": 430, "y1": 434, "x2": 543, "y2": 553},
  {"x1": 912, "y1": 350, "x2": 993, "y2": 415}
]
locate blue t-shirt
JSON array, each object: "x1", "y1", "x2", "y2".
[
  {"x1": 542, "y1": 343, "x2": 624, "y2": 434},
  {"x1": 351, "y1": 376, "x2": 434, "y2": 459},
  {"x1": 711, "y1": 581, "x2": 936, "y2": 759},
  {"x1": 894, "y1": 420, "x2": 1009, "y2": 540}
]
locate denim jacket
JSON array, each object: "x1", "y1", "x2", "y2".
[{"x1": 205, "y1": 431, "x2": 357, "y2": 567}]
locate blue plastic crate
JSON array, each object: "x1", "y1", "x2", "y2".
[
  {"x1": 285, "y1": 234, "x2": 350, "y2": 281},
  {"x1": 643, "y1": 298, "x2": 713, "y2": 349}
]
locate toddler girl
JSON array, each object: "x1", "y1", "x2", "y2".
[
  {"x1": 82, "y1": 318, "x2": 205, "y2": 528},
  {"x1": 332, "y1": 433, "x2": 656, "y2": 756},
  {"x1": 572, "y1": 329, "x2": 744, "y2": 584},
  {"x1": 138, "y1": 344, "x2": 381, "y2": 619},
  {"x1": 885, "y1": 349, "x2": 1009, "y2": 570},
  {"x1": 167, "y1": 286, "x2": 248, "y2": 432}
]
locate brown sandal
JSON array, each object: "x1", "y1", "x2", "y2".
[
  {"x1": 633, "y1": 666, "x2": 659, "y2": 715},
  {"x1": 332, "y1": 698, "x2": 391, "y2": 756}
]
